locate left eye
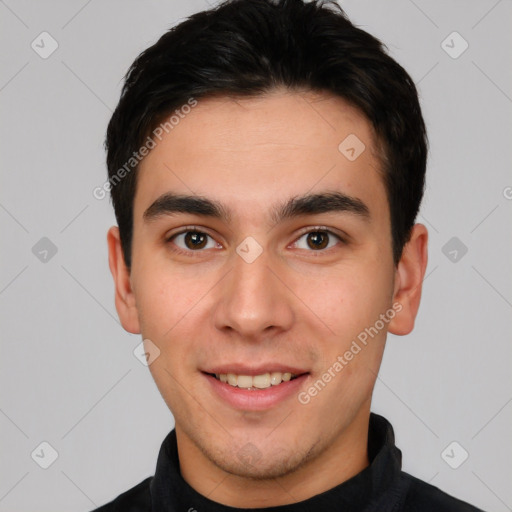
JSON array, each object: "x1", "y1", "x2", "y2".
[
  {"x1": 293, "y1": 230, "x2": 342, "y2": 251},
  {"x1": 168, "y1": 229, "x2": 342, "y2": 253}
]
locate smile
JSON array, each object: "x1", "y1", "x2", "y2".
[
  {"x1": 202, "y1": 370, "x2": 310, "y2": 411},
  {"x1": 209, "y1": 372, "x2": 299, "y2": 390}
]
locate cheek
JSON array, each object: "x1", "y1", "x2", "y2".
[
  {"x1": 295, "y1": 263, "x2": 392, "y2": 340},
  {"x1": 135, "y1": 260, "x2": 198, "y2": 331},
  {"x1": 135, "y1": 269, "x2": 208, "y2": 412}
]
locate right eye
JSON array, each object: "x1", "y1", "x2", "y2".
[{"x1": 167, "y1": 229, "x2": 221, "y2": 253}]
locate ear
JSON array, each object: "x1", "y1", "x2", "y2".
[
  {"x1": 107, "y1": 226, "x2": 141, "y2": 334},
  {"x1": 388, "y1": 223, "x2": 428, "y2": 336}
]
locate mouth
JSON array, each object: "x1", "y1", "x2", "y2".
[
  {"x1": 201, "y1": 368, "x2": 310, "y2": 411},
  {"x1": 204, "y1": 371, "x2": 302, "y2": 390}
]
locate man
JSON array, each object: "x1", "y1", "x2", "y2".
[{"x1": 95, "y1": 0, "x2": 484, "y2": 510}]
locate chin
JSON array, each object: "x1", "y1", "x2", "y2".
[
  {"x1": 200, "y1": 434, "x2": 317, "y2": 481},
  {"x1": 216, "y1": 449, "x2": 306, "y2": 480}
]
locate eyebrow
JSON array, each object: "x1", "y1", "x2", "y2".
[{"x1": 143, "y1": 191, "x2": 370, "y2": 225}]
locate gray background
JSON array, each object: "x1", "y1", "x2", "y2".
[{"x1": 1, "y1": 0, "x2": 511, "y2": 510}]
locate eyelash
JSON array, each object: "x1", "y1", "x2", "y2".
[{"x1": 165, "y1": 225, "x2": 346, "y2": 257}]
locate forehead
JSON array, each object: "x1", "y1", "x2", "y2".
[{"x1": 134, "y1": 89, "x2": 387, "y2": 225}]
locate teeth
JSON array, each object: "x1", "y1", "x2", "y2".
[
  {"x1": 270, "y1": 372, "x2": 282, "y2": 386},
  {"x1": 237, "y1": 375, "x2": 253, "y2": 388},
  {"x1": 253, "y1": 374, "x2": 271, "y2": 389},
  {"x1": 213, "y1": 371, "x2": 297, "y2": 389}
]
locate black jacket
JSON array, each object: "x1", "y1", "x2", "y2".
[{"x1": 92, "y1": 413, "x2": 484, "y2": 511}]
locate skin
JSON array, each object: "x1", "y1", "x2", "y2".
[{"x1": 107, "y1": 88, "x2": 428, "y2": 507}]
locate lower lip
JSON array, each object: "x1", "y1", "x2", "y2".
[{"x1": 203, "y1": 372, "x2": 309, "y2": 411}]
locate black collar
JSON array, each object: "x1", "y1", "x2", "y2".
[{"x1": 150, "y1": 412, "x2": 403, "y2": 511}]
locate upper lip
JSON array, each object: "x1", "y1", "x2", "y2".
[{"x1": 201, "y1": 364, "x2": 309, "y2": 376}]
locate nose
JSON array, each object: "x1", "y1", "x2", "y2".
[{"x1": 212, "y1": 245, "x2": 294, "y2": 339}]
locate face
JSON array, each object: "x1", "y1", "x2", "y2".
[{"x1": 108, "y1": 89, "x2": 427, "y2": 498}]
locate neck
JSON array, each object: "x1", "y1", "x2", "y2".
[{"x1": 176, "y1": 407, "x2": 371, "y2": 508}]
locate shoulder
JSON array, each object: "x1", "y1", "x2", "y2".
[
  {"x1": 89, "y1": 476, "x2": 152, "y2": 512},
  {"x1": 401, "y1": 472, "x2": 485, "y2": 512}
]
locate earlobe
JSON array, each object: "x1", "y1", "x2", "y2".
[
  {"x1": 107, "y1": 226, "x2": 141, "y2": 334},
  {"x1": 388, "y1": 223, "x2": 428, "y2": 336}
]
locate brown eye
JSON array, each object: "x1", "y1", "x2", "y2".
[
  {"x1": 306, "y1": 231, "x2": 329, "y2": 250},
  {"x1": 170, "y1": 230, "x2": 218, "y2": 251},
  {"x1": 293, "y1": 229, "x2": 342, "y2": 251},
  {"x1": 184, "y1": 231, "x2": 208, "y2": 249}
]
